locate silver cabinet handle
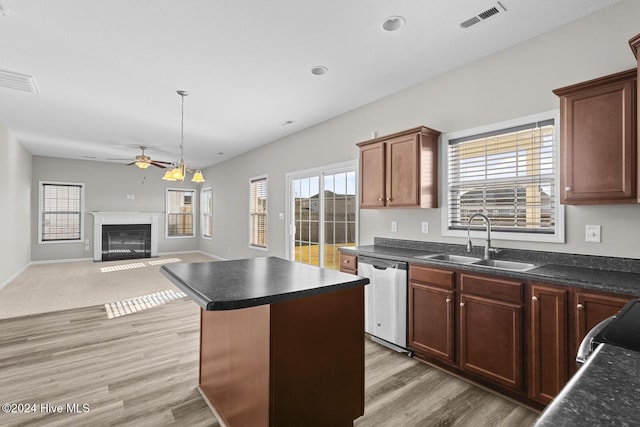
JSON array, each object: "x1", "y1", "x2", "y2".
[
  {"x1": 565, "y1": 186, "x2": 572, "y2": 192},
  {"x1": 446, "y1": 298, "x2": 451, "y2": 303},
  {"x1": 460, "y1": 302, "x2": 465, "y2": 307},
  {"x1": 532, "y1": 296, "x2": 538, "y2": 302},
  {"x1": 577, "y1": 303, "x2": 584, "y2": 310},
  {"x1": 378, "y1": 197, "x2": 383, "y2": 201}
]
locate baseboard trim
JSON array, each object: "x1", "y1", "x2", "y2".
[
  {"x1": 30, "y1": 257, "x2": 94, "y2": 265},
  {"x1": 0, "y1": 262, "x2": 31, "y2": 290}
]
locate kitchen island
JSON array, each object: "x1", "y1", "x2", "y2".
[{"x1": 160, "y1": 257, "x2": 369, "y2": 427}]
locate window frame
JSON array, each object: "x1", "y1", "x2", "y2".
[
  {"x1": 38, "y1": 181, "x2": 85, "y2": 244},
  {"x1": 165, "y1": 188, "x2": 196, "y2": 239},
  {"x1": 249, "y1": 175, "x2": 268, "y2": 251},
  {"x1": 201, "y1": 187, "x2": 213, "y2": 239},
  {"x1": 441, "y1": 110, "x2": 565, "y2": 243}
]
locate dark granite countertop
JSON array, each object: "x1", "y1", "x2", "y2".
[
  {"x1": 340, "y1": 238, "x2": 640, "y2": 297},
  {"x1": 160, "y1": 256, "x2": 369, "y2": 310},
  {"x1": 535, "y1": 344, "x2": 640, "y2": 426}
]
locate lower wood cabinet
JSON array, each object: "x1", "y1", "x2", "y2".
[
  {"x1": 404, "y1": 262, "x2": 635, "y2": 409},
  {"x1": 459, "y1": 274, "x2": 523, "y2": 392},
  {"x1": 408, "y1": 265, "x2": 455, "y2": 363},
  {"x1": 339, "y1": 253, "x2": 357, "y2": 274},
  {"x1": 529, "y1": 283, "x2": 568, "y2": 404},
  {"x1": 571, "y1": 290, "x2": 632, "y2": 375}
]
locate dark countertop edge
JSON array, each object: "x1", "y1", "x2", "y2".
[
  {"x1": 160, "y1": 263, "x2": 369, "y2": 311},
  {"x1": 340, "y1": 246, "x2": 640, "y2": 297},
  {"x1": 160, "y1": 266, "x2": 212, "y2": 309},
  {"x1": 535, "y1": 344, "x2": 640, "y2": 426}
]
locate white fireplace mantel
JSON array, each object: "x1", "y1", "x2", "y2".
[{"x1": 90, "y1": 212, "x2": 159, "y2": 261}]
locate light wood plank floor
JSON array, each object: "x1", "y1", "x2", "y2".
[{"x1": 0, "y1": 298, "x2": 539, "y2": 426}]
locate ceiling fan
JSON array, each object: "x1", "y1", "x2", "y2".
[{"x1": 110, "y1": 146, "x2": 172, "y2": 169}]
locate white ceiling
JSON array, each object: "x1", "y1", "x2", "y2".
[{"x1": 0, "y1": 0, "x2": 620, "y2": 169}]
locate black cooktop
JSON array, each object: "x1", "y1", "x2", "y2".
[{"x1": 594, "y1": 299, "x2": 640, "y2": 352}]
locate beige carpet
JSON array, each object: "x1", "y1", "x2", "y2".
[{"x1": 0, "y1": 252, "x2": 217, "y2": 319}]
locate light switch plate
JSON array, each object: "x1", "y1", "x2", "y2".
[
  {"x1": 391, "y1": 221, "x2": 398, "y2": 233},
  {"x1": 421, "y1": 222, "x2": 429, "y2": 234},
  {"x1": 585, "y1": 224, "x2": 601, "y2": 243}
]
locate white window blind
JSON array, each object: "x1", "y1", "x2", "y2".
[
  {"x1": 166, "y1": 189, "x2": 195, "y2": 237},
  {"x1": 40, "y1": 182, "x2": 84, "y2": 242},
  {"x1": 250, "y1": 176, "x2": 268, "y2": 248},
  {"x1": 201, "y1": 187, "x2": 213, "y2": 239},
  {"x1": 447, "y1": 119, "x2": 556, "y2": 234}
]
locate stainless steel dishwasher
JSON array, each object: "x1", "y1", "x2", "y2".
[{"x1": 358, "y1": 255, "x2": 409, "y2": 353}]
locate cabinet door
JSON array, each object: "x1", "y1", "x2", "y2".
[
  {"x1": 556, "y1": 70, "x2": 637, "y2": 204},
  {"x1": 459, "y1": 294, "x2": 523, "y2": 391},
  {"x1": 386, "y1": 135, "x2": 419, "y2": 207},
  {"x1": 529, "y1": 284, "x2": 568, "y2": 404},
  {"x1": 339, "y1": 253, "x2": 357, "y2": 274},
  {"x1": 359, "y1": 142, "x2": 385, "y2": 208},
  {"x1": 573, "y1": 291, "x2": 631, "y2": 361},
  {"x1": 408, "y1": 282, "x2": 454, "y2": 363}
]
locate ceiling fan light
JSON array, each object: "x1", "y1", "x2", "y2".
[
  {"x1": 191, "y1": 170, "x2": 205, "y2": 183},
  {"x1": 135, "y1": 160, "x2": 151, "y2": 169}
]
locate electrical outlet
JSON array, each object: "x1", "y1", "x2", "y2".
[
  {"x1": 585, "y1": 225, "x2": 601, "y2": 243},
  {"x1": 421, "y1": 222, "x2": 429, "y2": 234},
  {"x1": 391, "y1": 221, "x2": 398, "y2": 233}
]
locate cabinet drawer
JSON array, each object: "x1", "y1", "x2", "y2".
[
  {"x1": 460, "y1": 274, "x2": 523, "y2": 304},
  {"x1": 409, "y1": 265, "x2": 454, "y2": 289},
  {"x1": 339, "y1": 254, "x2": 357, "y2": 273}
]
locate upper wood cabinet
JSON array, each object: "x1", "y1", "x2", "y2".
[
  {"x1": 553, "y1": 69, "x2": 637, "y2": 205},
  {"x1": 357, "y1": 126, "x2": 441, "y2": 209}
]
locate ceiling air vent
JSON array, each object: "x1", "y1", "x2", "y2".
[
  {"x1": 0, "y1": 69, "x2": 40, "y2": 94},
  {"x1": 459, "y1": 2, "x2": 506, "y2": 29}
]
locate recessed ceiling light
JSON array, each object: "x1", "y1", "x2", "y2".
[
  {"x1": 310, "y1": 66, "x2": 328, "y2": 76},
  {"x1": 382, "y1": 16, "x2": 406, "y2": 32}
]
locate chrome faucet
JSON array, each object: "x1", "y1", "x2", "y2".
[{"x1": 466, "y1": 213, "x2": 500, "y2": 259}]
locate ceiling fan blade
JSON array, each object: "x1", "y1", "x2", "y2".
[
  {"x1": 106, "y1": 158, "x2": 134, "y2": 161},
  {"x1": 152, "y1": 160, "x2": 173, "y2": 164},
  {"x1": 126, "y1": 161, "x2": 136, "y2": 165},
  {"x1": 150, "y1": 161, "x2": 167, "y2": 169}
]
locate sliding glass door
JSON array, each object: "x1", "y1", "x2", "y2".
[{"x1": 287, "y1": 162, "x2": 357, "y2": 269}]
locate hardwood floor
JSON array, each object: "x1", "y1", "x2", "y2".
[{"x1": 0, "y1": 298, "x2": 539, "y2": 426}]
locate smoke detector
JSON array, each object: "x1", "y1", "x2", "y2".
[{"x1": 459, "y1": 2, "x2": 507, "y2": 29}]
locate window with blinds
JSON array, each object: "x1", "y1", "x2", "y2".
[
  {"x1": 201, "y1": 187, "x2": 213, "y2": 239},
  {"x1": 166, "y1": 189, "x2": 195, "y2": 238},
  {"x1": 250, "y1": 176, "x2": 268, "y2": 249},
  {"x1": 447, "y1": 118, "x2": 557, "y2": 235},
  {"x1": 39, "y1": 182, "x2": 84, "y2": 243}
]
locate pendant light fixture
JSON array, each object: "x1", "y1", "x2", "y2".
[{"x1": 162, "y1": 90, "x2": 205, "y2": 183}]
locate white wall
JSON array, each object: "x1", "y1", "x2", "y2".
[
  {"x1": 31, "y1": 156, "x2": 200, "y2": 261},
  {"x1": 200, "y1": 0, "x2": 640, "y2": 260},
  {"x1": 0, "y1": 124, "x2": 32, "y2": 286}
]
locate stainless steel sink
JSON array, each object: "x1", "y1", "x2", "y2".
[
  {"x1": 415, "y1": 253, "x2": 482, "y2": 264},
  {"x1": 472, "y1": 259, "x2": 537, "y2": 271}
]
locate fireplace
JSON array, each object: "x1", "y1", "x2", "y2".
[
  {"x1": 102, "y1": 224, "x2": 151, "y2": 261},
  {"x1": 90, "y1": 212, "x2": 159, "y2": 262}
]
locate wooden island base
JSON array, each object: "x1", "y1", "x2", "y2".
[{"x1": 198, "y1": 286, "x2": 364, "y2": 427}]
